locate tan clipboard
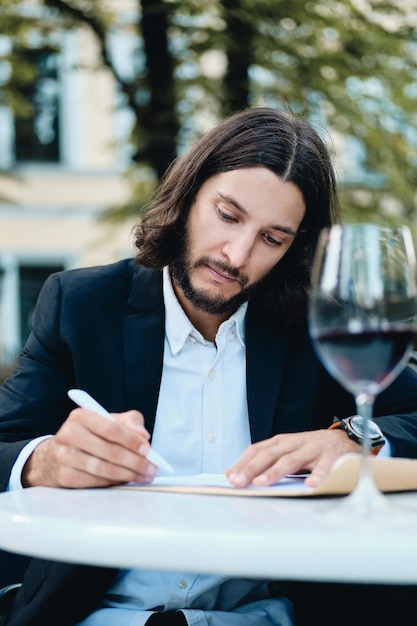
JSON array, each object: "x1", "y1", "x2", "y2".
[{"x1": 123, "y1": 455, "x2": 417, "y2": 498}]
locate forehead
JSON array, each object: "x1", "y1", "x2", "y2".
[{"x1": 196, "y1": 167, "x2": 306, "y2": 229}]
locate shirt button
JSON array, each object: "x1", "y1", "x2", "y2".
[
  {"x1": 190, "y1": 335, "x2": 196, "y2": 343},
  {"x1": 208, "y1": 369, "x2": 216, "y2": 380},
  {"x1": 178, "y1": 579, "x2": 188, "y2": 589},
  {"x1": 208, "y1": 432, "x2": 217, "y2": 443},
  {"x1": 229, "y1": 333, "x2": 235, "y2": 341}
]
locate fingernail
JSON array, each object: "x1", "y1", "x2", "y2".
[
  {"x1": 229, "y1": 472, "x2": 247, "y2": 486},
  {"x1": 145, "y1": 464, "x2": 157, "y2": 479},
  {"x1": 138, "y1": 442, "x2": 150, "y2": 456},
  {"x1": 307, "y1": 475, "x2": 322, "y2": 487},
  {"x1": 140, "y1": 473, "x2": 154, "y2": 484},
  {"x1": 253, "y1": 474, "x2": 269, "y2": 485}
]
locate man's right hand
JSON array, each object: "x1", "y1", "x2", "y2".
[{"x1": 22, "y1": 407, "x2": 157, "y2": 488}]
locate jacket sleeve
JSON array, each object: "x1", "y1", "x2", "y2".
[
  {"x1": 372, "y1": 365, "x2": 417, "y2": 458},
  {"x1": 0, "y1": 273, "x2": 75, "y2": 491},
  {"x1": 319, "y1": 361, "x2": 417, "y2": 459}
]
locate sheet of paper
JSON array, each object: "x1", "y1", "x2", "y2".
[
  {"x1": 120, "y1": 456, "x2": 417, "y2": 498},
  {"x1": 127, "y1": 472, "x2": 313, "y2": 494}
]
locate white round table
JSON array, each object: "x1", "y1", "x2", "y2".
[{"x1": 1, "y1": 486, "x2": 417, "y2": 584}]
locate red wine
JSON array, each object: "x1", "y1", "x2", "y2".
[{"x1": 315, "y1": 327, "x2": 414, "y2": 393}]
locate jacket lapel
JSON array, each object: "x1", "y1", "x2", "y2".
[
  {"x1": 246, "y1": 308, "x2": 289, "y2": 443},
  {"x1": 123, "y1": 266, "x2": 165, "y2": 433}
]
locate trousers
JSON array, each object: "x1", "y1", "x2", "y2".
[
  {"x1": 146, "y1": 612, "x2": 188, "y2": 625},
  {"x1": 0, "y1": 586, "x2": 188, "y2": 626}
]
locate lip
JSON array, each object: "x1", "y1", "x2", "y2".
[{"x1": 206, "y1": 264, "x2": 238, "y2": 285}]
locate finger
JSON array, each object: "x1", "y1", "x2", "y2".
[
  {"x1": 226, "y1": 430, "x2": 361, "y2": 488},
  {"x1": 67, "y1": 408, "x2": 149, "y2": 455},
  {"x1": 248, "y1": 433, "x2": 352, "y2": 486},
  {"x1": 114, "y1": 410, "x2": 150, "y2": 439},
  {"x1": 225, "y1": 442, "x2": 269, "y2": 486},
  {"x1": 227, "y1": 437, "x2": 295, "y2": 487},
  {"x1": 251, "y1": 448, "x2": 312, "y2": 486},
  {"x1": 55, "y1": 444, "x2": 157, "y2": 487},
  {"x1": 227, "y1": 432, "x2": 329, "y2": 487},
  {"x1": 57, "y1": 418, "x2": 155, "y2": 477},
  {"x1": 304, "y1": 469, "x2": 327, "y2": 488},
  {"x1": 304, "y1": 450, "x2": 346, "y2": 488},
  {"x1": 56, "y1": 411, "x2": 157, "y2": 486}
]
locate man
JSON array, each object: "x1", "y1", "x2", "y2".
[{"x1": 1, "y1": 107, "x2": 417, "y2": 625}]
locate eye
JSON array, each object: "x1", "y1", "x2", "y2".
[
  {"x1": 217, "y1": 206, "x2": 238, "y2": 223},
  {"x1": 263, "y1": 233, "x2": 283, "y2": 247}
]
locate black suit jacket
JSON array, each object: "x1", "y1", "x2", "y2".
[{"x1": 2, "y1": 259, "x2": 417, "y2": 625}]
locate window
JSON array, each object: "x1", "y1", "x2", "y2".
[
  {"x1": 0, "y1": 258, "x2": 67, "y2": 365},
  {"x1": 14, "y1": 47, "x2": 61, "y2": 163},
  {"x1": 19, "y1": 264, "x2": 64, "y2": 347}
]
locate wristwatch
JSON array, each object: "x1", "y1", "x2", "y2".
[{"x1": 329, "y1": 415, "x2": 386, "y2": 454}]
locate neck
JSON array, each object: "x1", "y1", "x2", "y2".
[
  {"x1": 172, "y1": 283, "x2": 230, "y2": 343},
  {"x1": 182, "y1": 298, "x2": 230, "y2": 343}
]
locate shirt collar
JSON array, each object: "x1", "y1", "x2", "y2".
[{"x1": 163, "y1": 266, "x2": 247, "y2": 355}]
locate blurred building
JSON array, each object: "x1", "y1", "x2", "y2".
[{"x1": 0, "y1": 1, "x2": 138, "y2": 364}]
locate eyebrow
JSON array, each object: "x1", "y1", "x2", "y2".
[{"x1": 217, "y1": 192, "x2": 299, "y2": 238}]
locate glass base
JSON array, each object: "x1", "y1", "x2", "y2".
[
  {"x1": 321, "y1": 475, "x2": 417, "y2": 520},
  {"x1": 341, "y1": 473, "x2": 390, "y2": 516}
]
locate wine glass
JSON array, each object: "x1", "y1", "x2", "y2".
[{"x1": 309, "y1": 224, "x2": 417, "y2": 515}]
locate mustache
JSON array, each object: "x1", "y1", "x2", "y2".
[{"x1": 194, "y1": 257, "x2": 249, "y2": 288}]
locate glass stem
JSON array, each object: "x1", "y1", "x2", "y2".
[
  {"x1": 354, "y1": 391, "x2": 381, "y2": 499},
  {"x1": 356, "y1": 392, "x2": 374, "y2": 460}
]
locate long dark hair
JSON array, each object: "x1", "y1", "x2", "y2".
[{"x1": 135, "y1": 107, "x2": 340, "y2": 327}]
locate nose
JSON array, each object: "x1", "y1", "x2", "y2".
[{"x1": 222, "y1": 231, "x2": 255, "y2": 268}]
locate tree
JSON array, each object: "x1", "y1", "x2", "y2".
[
  {"x1": 1, "y1": 0, "x2": 417, "y2": 224},
  {"x1": 40, "y1": 0, "x2": 180, "y2": 181}
]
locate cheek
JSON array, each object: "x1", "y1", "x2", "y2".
[
  {"x1": 187, "y1": 209, "x2": 214, "y2": 245},
  {"x1": 189, "y1": 218, "x2": 223, "y2": 254},
  {"x1": 251, "y1": 246, "x2": 288, "y2": 281}
]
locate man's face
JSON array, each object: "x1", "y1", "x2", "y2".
[{"x1": 170, "y1": 166, "x2": 306, "y2": 316}]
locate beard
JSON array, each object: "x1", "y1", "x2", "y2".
[{"x1": 170, "y1": 234, "x2": 252, "y2": 316}]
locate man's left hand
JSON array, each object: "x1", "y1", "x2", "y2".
[{"x1": 225, "y1": 429, "x2": 360, "y2": 488}]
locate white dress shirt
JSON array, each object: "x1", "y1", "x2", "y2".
[{"x1": 74, "y1": 268, "x2": 294, "y2": 625}]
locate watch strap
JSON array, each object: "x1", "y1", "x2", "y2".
[{"x1": 329, "y1": 418, "x2": 385, "y2": 455}]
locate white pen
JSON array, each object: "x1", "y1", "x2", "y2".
[{"x1": 67, "y1": 388, "x2": 174, "y2": 474}]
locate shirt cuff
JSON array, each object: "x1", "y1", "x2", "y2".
[
  {"x1": 377, "y1": 438, "x2": 392, "y2": 457},
  {"x1": 7, "y1": 435, "x2": 53, "y2": 490}
]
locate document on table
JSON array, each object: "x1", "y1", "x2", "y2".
[
  {"x1": 129, "y1": 472, "x2": 313, "y2": 495},
  {"x1": 122, "y1": 455, "x2": 417, "y2": 497}
]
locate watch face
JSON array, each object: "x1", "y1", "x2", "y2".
[{"x1": 350, "y1": 416, "x2": 382, "y2": 440}]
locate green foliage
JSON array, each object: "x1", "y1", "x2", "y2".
[
  {"x1": 100, "y1": 167, "x2": 159, "y2": 221},
  {"x1": 1, "y1": 0, "x2": 417, "y2": 226}
]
